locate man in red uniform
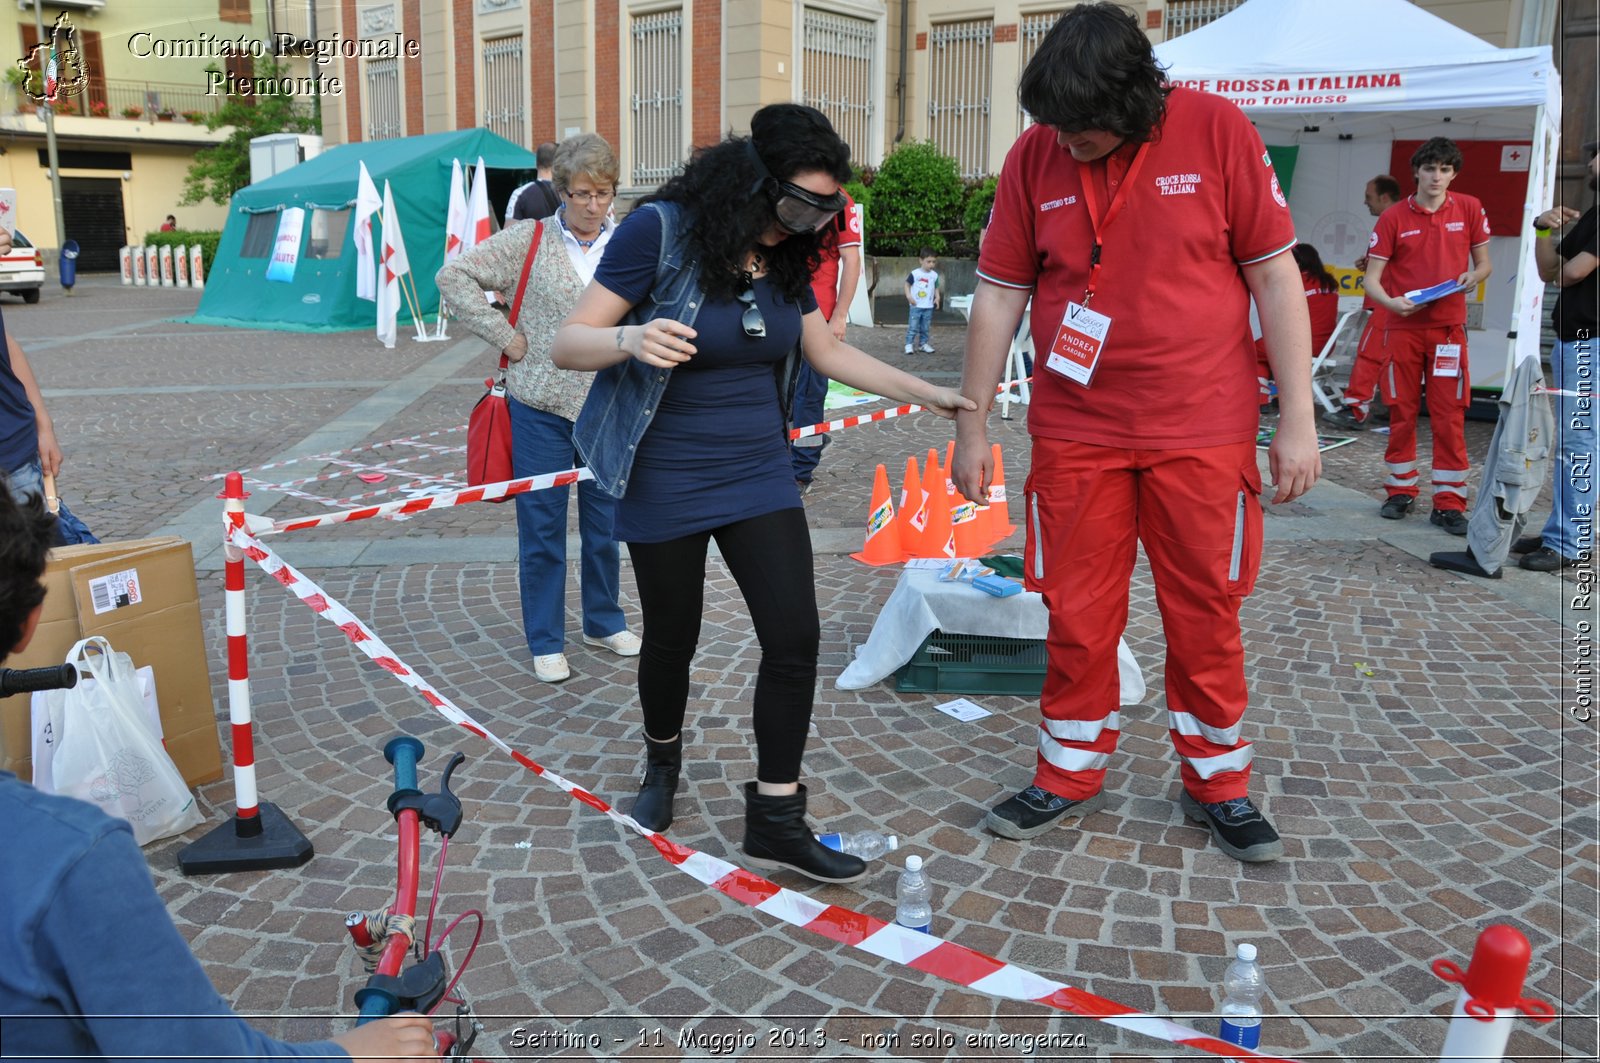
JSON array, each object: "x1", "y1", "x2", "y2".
[
  {"x1": 951, "y1": 2, "x2": 1319, "y2": 863},
  {"x1": 1322, "y1": 174, "x2": 1401, "y2": 430},
  {"x1": 790, "y1": 190, "x2": 863, "y2": 490},
  {"x1": 1364, "y1": 138, "x2": 1492, "y2": 533}
]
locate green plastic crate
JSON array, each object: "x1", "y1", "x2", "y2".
[{"x1": 895, "y1": 630, "x2": 1047, "y2": 696}]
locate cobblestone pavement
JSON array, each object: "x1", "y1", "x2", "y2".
[{"x1": 10, "y1": 277, "x2": 1594, "y2": 1061}]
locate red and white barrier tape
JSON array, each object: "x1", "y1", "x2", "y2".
[
  {"x1": 227, "y1": 522, "x2": 1301, "y2": 1061},
  {"x1": 249, "y1": 450, "x2": 467, "y2": 492},
  {"x1": 788, "y1": 378, "x2": 1033, "y2": 441},
  {"x1": 211, "y1": 426, "x2": 468, "y2": 478},
  {"x1": 255, "y1": 468, "x2": 591, "y2": 535}
]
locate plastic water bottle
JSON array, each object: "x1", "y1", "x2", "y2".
[
  {"x1": 895, "y1": 855, "x2": 933, "y2": 934},
  {"x1": 1218, "y1": 943, "x2": 1265, "y2": 1058},
  {"x1": 815, "y1": 830, "x2": 899, "y2": 860}
]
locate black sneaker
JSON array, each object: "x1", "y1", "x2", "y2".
[
  {"x1": 984, "y1": 785, "x2": 1105, "y2": 840},
  {"x1": 1520, "y1": 545, "x2": 1579, "y2": 572},
  {"x1": 1179, "y1": 792, "x2": 1283, "y2": 862},
  {"x1": 1319, "y1": 406, "x2": 1367, "y2": 431},
  {"x1": 1379, "y1": 494, "x2": 1414, "y2": 520},
  {"x1": 1511, "y1": 535, "x2": 1544, "y2": 555},
  {"x1": 1429, "y1": 509, "x2": 1469, "y2": 536}
]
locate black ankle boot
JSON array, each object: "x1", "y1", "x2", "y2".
[
  {"x1": 630, "y1": 735, "x2": 681, "y2": 832},
  {"x1": 742, "y1": 782, "x2": 867, "y2": 884}
]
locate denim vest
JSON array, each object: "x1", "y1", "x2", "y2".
[{"x1": 573, "y1": 201, "x2": 801, "y2": 499}]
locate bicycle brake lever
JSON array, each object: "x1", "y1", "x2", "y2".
[{"x1": 418, "y1": 752, "x2": 466, "y2": 837}]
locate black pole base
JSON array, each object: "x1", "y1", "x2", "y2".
[{"x1": 178, "y1": 802, "x2": 314, "y2": 876}]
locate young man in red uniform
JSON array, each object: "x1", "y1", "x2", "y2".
[
  {"x1": 951, "y1": 2, "x2": 1320, "y2": 863},
  {"x1": 790, "y1": 190, "x2": 863, "y2": 489},
  {"x1": 1322, "y1": 174, "x2": 1402, "y2": 430},
  {"x1": 1364, "y1": 138, "x2": 1492, "y2": 533}
]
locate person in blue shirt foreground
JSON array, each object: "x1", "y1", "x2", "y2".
[
  {"x1": 0, "y1": 489, "x2": 438, "y2": 1059},
  {"x1": 553, "y1": 104, "x2": 974, "y2": 884}
]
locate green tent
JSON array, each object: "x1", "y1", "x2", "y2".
[{"x1": 189, "y1": 128, "x2": 538, "y2": 331}]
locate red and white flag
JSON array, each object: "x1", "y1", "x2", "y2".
[
  {"x1": 466, "y1": 156, "x2": 493, "y2": 250},
  {"x1": 375, "y1": 180, "x2": 411, "y2": 349},
  {"x1": 443, "y1": 158, "x2": 468, "y2": 264},
  {"x1": 352, "y1": 161, "x2": 383, "y2": 301}
]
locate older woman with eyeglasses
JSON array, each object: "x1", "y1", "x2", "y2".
[
  {"x1": 436, "y1": 133, "x2": 639, "y2": 684},
  {"x1": 552, "y1": 104, "x2": 974, "y2": 884}
]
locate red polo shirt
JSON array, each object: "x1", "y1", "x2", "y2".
[
  {"x1": 1367, "y1": 192, "x2": 1490, "y2": 330},
  {"x1": 977, "y1": 87, "x2": 1297, "y2": 449},
  {"x1": 810, "y1": 190, "x2": 861, "y2": 319}
]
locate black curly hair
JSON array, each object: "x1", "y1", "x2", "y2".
[
  {"x1": 1018, "y1": 3, "x2": 1169, "y2": 143},
  {"x1": 0, "y1": 491, "x2": 54, "y2": 660},
  {"x1": 641, "y1": 103, "x2": 853, "y2": 303}
]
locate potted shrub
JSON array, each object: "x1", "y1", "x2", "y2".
[
  {"x1": 121, "y1": 104, "x2": 143, "y2": 119},
  {"x1": 53, "y1": 96, "x2": 77, "y2": 116},
  {"x1": 90, "y1": 99, "x2": 108, "y2": 118},
  {"x1": 179, "y1": 109, "x2": 204, "y2": 124}
]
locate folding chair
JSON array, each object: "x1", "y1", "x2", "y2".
[
  {"x1": 1309, "y1": 302, "x2": 1369, "y2": 414},
  {"x1": 998, "y1": 300, "x2": 1033, "y2": 420}
]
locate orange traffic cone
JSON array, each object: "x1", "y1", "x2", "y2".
[
  {"x1": 851, "y1": 464, "x2": 905, "y2": 565},
  {"x1": 896, "y1": 456, "x2": 928, "y2": 550},
  {"x1": 917, "y1": 447, "x2": 954, "y2": 558},
  {"x1": 952, "y1": 495, "x2": 988, "y2": 558},
  {"x1": 982, "y1": 443, "x2": 1017, "y2": 547}
]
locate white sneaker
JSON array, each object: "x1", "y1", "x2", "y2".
[
  {"x1": 584, "y1": 630, "x2": 642, "y2": 657},
  {"x1": 920, "y1": 343, "x2": 936, "y2": 354},
  {"x1": 532, "y1": 652, "x2": 571, "y2": 683},
  {"x1": 904, "y1": 344, "x2": 914, "y2": 354}
]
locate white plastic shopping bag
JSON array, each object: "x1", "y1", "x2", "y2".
[
  {"x1": 33, "y1": 662, "x2": 160, "y2": 794},
  {"x1": 34, "y1": 637, "x2": 202, "y2": 845}
]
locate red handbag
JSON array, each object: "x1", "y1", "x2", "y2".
[{"x1": 466, "y1": 222, "x2": 542, "y2": 493}]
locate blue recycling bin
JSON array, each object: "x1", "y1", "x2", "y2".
[{"x1": 59, "y1": 239, "x2": 79, "y2": 290}]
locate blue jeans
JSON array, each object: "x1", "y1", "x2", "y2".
[
  {"x1": 1538, "y1": 336, "x2": 1597, "y2": 559},
  {"x1": 789, "y1": 361, "x2": 829, "y2": 482},
  {"x1": 1, "y1": 458, "x2": 43, "y2": 505},
  {"x1": 905, "y1": 306, "x2": 933, "y2": 349},
  {"x1": 510, "y1": 398, "x2": 626, "y2": 655}
]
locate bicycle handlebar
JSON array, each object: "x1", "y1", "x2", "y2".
[{"x1": 0, "y1": 664, "x2": 79, "y2": 698}]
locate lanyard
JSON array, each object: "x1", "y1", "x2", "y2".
[{"x1": 1075, "y1": 141, "x2": 1151, "y2": 306}]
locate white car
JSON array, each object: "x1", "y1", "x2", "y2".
[{"x1": 0, "y1": 230, "x2": 45, "y2": 303}]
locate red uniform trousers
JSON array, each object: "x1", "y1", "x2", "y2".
[
  {"x1": 1022, "y1": 437, "x2": 1262, "y2": 803},
  {"x1": 1379, "y1": 324, "x2": 1471, "y2": 511},
  {"x1": 1339, "y1": 315, "x2": 1388, "y2": 415}
]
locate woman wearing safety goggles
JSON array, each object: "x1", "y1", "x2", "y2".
[{"x1": 553, "y1": 103, "x2": 973, "y2": 887}]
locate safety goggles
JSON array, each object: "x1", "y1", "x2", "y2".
[
  {"x1": 744, "y1": 139, "x2": 847, "y2": 235},
  {"x1": 768, "y1": 181, "x2": 847, "y2": 235}
]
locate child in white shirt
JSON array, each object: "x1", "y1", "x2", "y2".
[{"x1": 903, "y1": 248, "x2": 942, "y2": 354}]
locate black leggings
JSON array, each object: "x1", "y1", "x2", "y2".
[{"x1": 627, "y1": 507, "x2": 819, "y2": 784}]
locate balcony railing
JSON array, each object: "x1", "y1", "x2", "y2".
[{"x1": 12, "y1": 78, "x2": 227, "y2": 121}]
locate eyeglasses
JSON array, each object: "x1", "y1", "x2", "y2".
[
  {"x1": 736, "y1": 282, "x2": 766, "y2": 338},
  {"x1": 563, "y1": 188, "x2": 615, "y2": 206},
  {"x1": 768, "y1": 181, "x2": 847, "y2": 235}
]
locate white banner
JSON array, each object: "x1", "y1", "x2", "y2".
[{"x1": 265, "y1": 206, "x2": 305, "y2": 283}]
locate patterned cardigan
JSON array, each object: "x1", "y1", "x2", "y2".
[{"x1": 434, "y1": 218, "x2": 595, "y2": 422}]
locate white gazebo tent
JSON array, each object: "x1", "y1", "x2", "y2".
[{"x1": 1155, "y1": 0, "x2": 1561, "y2": 387}]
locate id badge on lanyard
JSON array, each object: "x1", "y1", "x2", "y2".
[
  {"x1": 1432, "y1": 343, "x2": 1461, "y2": 377},
  {"x1": 1043, "y1": 142, "x2": 1151, "y2": 389}
]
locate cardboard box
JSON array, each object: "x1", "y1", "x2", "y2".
[{"x1": 2, "y1": 537, "x2": 223, "y2": 787}]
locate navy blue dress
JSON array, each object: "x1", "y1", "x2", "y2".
[{"x1": 593, "y1": 209, "x2": 818, "y2": 544}]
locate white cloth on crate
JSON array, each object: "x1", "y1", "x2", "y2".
[{"x1": 835, "y1": 569, "x2": 1146, "y2": 703}]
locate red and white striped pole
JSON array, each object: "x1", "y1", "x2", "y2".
[
  {"x1": 1433, "y1": 924, "x2": 1554, "y2": 1062},
  {"x1": 222, "y1": 472, "x2": 260, "y2": 832},
  {"x1": 177, "y1": 473, "x2": 314, "y2": 875}
]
